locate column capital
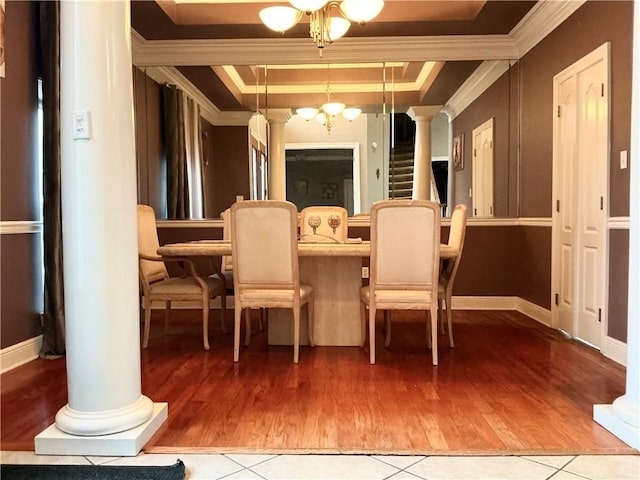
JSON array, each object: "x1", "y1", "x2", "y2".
[
  {"x1": 407, "y1": 106, "x2": 442, "y2": 121},
  {"x1": 266, "y1": 108, "x2": 292, "y2": 124}
]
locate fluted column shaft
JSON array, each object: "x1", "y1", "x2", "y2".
[
  {"x1": 266, "y1": 109, "x2": 291, "y2": 200},
  {"x1": 407, "y1": 106, "x2": 442, "y2": 200}
]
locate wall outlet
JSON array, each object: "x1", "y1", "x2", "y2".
[
  {"x1": 620, "y1": 150, "x2": 628, "y2": 169},
  {"x1": 73, "y1": 110, "x2": 91, "y2": 140},
  {"x1": 362, "y1": 267, "x2": 369, "y2": 279}
]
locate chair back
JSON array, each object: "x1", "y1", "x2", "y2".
[
  {"x1": 443, "y1": 204, "x2": 468, "y2": 283},
  {"x1": 231, "y1": 200, "x2": 299, "y2": 289},
  {"x1": 300, "y1": 206, "x2": 348, "y2": 243},
  {"x1": 370, "y1": 200, "x2": 440, "y2": 291},
  {"x1": 221, "y1": 208, "x2": 233, "y2": 272},
  {"x1": 137, "y1": 204, "x2": 168, "y2": 285}
]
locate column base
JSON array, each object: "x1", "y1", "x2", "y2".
[
  {"x1": 34, "y1": 402, "x2": 167, "y2": 457},
  {"x1": 594, "y1": 402, "x2": 640, "y2": 450}
]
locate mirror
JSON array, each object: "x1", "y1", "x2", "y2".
[{"x1": 133, "y1": 60, "x2": 520, "y2": 220}]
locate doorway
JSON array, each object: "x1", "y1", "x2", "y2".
[
  {"x1": 552, "y1": 43, "x2": 610, "y2": 349},
  {"x1": 472, "y1": 118, "x2": 495, "y2": 217}
]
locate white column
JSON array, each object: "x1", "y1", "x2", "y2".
[
  {"x1": 36, "y1": 0, "x2": 166, "y2": 456},
  {"x1": 267, "y1": 109, "x2": 291, "y2": 200},
  {"x1": 407, "y1": 106, "x2": 442, "y2": 200},
  {"x1": 593, "y1": 1, "x2": 640, "y2": 450}
]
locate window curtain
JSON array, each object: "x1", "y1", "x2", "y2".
[
  {"x1": 182, "y1": 94, "x2": 204, "y2": 219},
  {"x1": 162, "y1": 86, "x2": 204, "y2": 219},
  {"x1": 162, "y1": 85, "x2": 189, "y2": 219},
  {"x1": 39, "y1": 1, "x2": 66, "y2": 357}
]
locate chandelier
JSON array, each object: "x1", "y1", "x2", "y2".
[
  {"x1": 295, "y1": 65, "x2": 361, "y2": 134},
  {"x1": 259, "y1": 1, "x2": 385, "y2": 55}
]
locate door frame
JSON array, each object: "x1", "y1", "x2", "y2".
[{"x1": 551, "y1": 42, "x2": 610, "y2": 344}]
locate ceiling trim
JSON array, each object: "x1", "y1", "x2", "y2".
[
  {"x1": 132, "y1": 32, "x2": 519, "y2": 66},
  {"x1": 141, "y1": 65, "x2": 254, "y2": 125},
  {"x1": 442, "y1": 60, "x2": 510, "y2": 119},
  {"x1": 510, "y1": 0, "x2": 587, "y2": 57}
]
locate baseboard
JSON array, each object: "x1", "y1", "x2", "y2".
[
  {"x1": 601, "y1": 335, "x2": 628, "y2": 367},
  {"x1": 451, "y1": 296, "x2": 551, "y2": 327},
  {"x1": 1, "y1": 335, "x2": 43, "y2": 374}
]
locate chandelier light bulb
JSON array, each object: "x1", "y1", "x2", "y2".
[
  {"x1": 289, "y1": 0, "x2": 329, "y2": 14},
  {"x1": 315, "y1": 112, "x2": 328, "y2": 125},
  {"x1": 259, "y1": 6, "x2": 302, "y2": 33},
  {"x1": 342, "y1": 107, "x2": 362, "y2": 121},
  {"x1": 321, "y1": 102, "x2": 346, "y2": 116},
  {"x1": 296, "y1": 107, "x2": 319, "y2": 120},
  {"x1": 340, "y1": 0, "x2": 384, "y2": 24},
  {"x1": 326, "y1": 16, "x2": 351, "y2": 42}
]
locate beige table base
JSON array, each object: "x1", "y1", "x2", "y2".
[{"x1": 268, "y1": 256, "x2": 363, "y2": 347}]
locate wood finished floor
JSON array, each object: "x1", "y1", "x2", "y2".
[{"x1": 1, "y1": 310, "x2": 635, "y2": 455}]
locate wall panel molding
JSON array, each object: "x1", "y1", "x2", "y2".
[{"x1": 608, "y1": 216, "x2": 630, "y2": 229}]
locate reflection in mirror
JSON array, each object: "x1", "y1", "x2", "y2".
[{"x1": 133, "y1": 59, "x2": 521, "y2": 220}]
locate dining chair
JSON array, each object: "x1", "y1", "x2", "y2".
[
  {"x1": 211, "y1": 208, "x2": 263, "y2": 335},
  {"x1": 230, "y1": 200, "x2": 314, "y2": 363},
  {"x1": 137, "y1": 204, "x2": 226, "y2": 350},
  {"x1": 299, "y1": 206, "x2": 348, "y2": 242},
  {"x1": 360, "y1": 199, "x2": 441, "y2": 365},
  {"x1": 438, "y1": 204, "x2": 468, "y2": 347}
]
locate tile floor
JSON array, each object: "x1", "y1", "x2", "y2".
[{"x1": 1, "y1": 451, "x2": 639, "y2": 479}]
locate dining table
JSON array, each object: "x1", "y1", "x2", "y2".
[{"x1": 158, "y1": 240, "x2": 458, "y2": 347}]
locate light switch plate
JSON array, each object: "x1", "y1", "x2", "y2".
[
  {"x1": 620, "y1": 150, "x2": 628, "y2": 169},
  {"x1": 73, "y1": 110, "x2": 91, "y2": 140}
]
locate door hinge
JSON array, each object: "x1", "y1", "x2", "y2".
[
  {"x1": 557, "y1": 105, "x2": 561, "y2": 117},
  {"x1": 556, "y1": 199, "x2": 560, "y2": 213},
  {"x1": 474, "y1": 208, "x2": 477, "y2": 215},
  {"x1": 490, "y1": 205, "x2": 493, "y2": 215},
  {"x1": 555, "y1": 293, "x2": 559, "y2": 306},
  {"x1": 600, "y1": 196, "x2": 604, "y2": 210},
  {"x1": 601, "y1": 83, "x2": 605, "y2": 97},
  {"x1": 598, "y1": 308, "x2": 602, "y2": 322},
  {"x1": 474, "y1": 148, "x2": 477, "y2": 157}
]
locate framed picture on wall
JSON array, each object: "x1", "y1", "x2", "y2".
[{"x1": 453, "y1": 134, "x2": 464, "y2": 171}]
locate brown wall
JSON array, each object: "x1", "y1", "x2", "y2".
[
  {"x1": 452, "y1": 66, "x2": 518, "y2": 218},
  {"x1": 518, "y1": 0, "x2": 632, "y2": 217},
  {"x1": 201, "y1": 121, "x2": 250, "y2": 219},
  {"x1": 608, "y1": 230, "x2": 629, "y2": 341},
  {"x1": 0, "y1": 1, "x2": 43, "y2": 348}
]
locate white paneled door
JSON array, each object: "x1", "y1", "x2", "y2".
[
  {"x1": 472, "y1": 118, "x2": 494, "y2": 217},
  {"x1": 552, "y1": 43, "x2": 609, "y2": 349}
]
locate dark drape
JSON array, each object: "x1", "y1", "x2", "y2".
[
  {"x1": 163, "y1": 85, "x2": 189, "y2": 219},
  {"x1": 39, "y1": 1, "x2": 65, "y2": 357}
]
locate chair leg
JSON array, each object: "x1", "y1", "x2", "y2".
[
  {"x1": 359, "y1": 300, "x2": 367, "y2": 348},
  {"x1": 438, "y1": 298, "x2": 445, "y2": 335},
  {"x1": 244, "y1": 308, "x2": 252, "y2": 346},
  {"x1": 220, "y1": 292, "x2": 227, "y2": 333},
  {"x1": 307, "y1": 295, "x2": 315, "y2": 347},
  {"x1": 369, "y1": 305, "x2": 376, "y2": 364},
  {"x1": 446, "y1": 295, "x2": 454, "y2": 348},
  {"x1": 293, "y1": 306, "x2": 300, "y2": 364},
  {"x1": 425, "y1": 310, "x2": 432, "y2": 349},
  {"x1": 384, "y1": 311, "x2": 391, "y2": 348},
  {"x1": 234, "y1": 304, "x2": 242, "y2": 362},
  {"x1": 143, "y1": 299, "x2": 152, "y2": 348},
  {"x1": 164, "y1": 301, "x2": 171, "y2": 335},
  {"x1": 202, "y1": 292, "x2": 210, "y2": 351},
  {"x1": 430, "y1": 305, "x2": 438, "y2": 366}
]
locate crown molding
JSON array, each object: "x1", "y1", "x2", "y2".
[
  {"x1": 131, "y1": 33, "x2": 519, "y2": 67},
  {"x1": 443, "y1": 60, "x2": 510, "y2": 119},
  {"x1": 510, "y1": 0, "x2": 587, "y2": 57},
  {"x1": 140, "y1": 65, "x2": 254, "y2": 126}
]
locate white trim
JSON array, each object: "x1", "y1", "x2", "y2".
[
  {"x1": 132, "y1": 34, "x2": 519, "y2": 67},
  {"x1": 450, "y1": 296, "x2": 552, "y2": 327},
  {"x1": 140, "y1": 65, "x2": 254, "y2": 126},
  {"x1": 601, "y1": 335, "x2": 628, "y2": 367},
  {"x1": 0, "y1": 221, "x2": 43, "y2": 235},
  {"x1": 0, "y1": 335, "x2": 43, "y2": 374},
  {"x1": 444, "y1": 61, "x2": 510, "y2": 119},
  {"x1": 510, "y1": 0, "x2": 587, "y2": 58},
  {"x1": 608, "y1": 216, "x2": 630, "y2": 229}
]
